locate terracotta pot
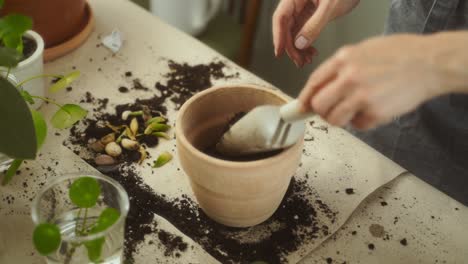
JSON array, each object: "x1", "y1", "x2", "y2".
[
  {"x1": 1, "y1": 0, "x2": 87, "y2": 48},
  {"x1": 176, "y1": 84, "x2": 304, "y2": 227}
]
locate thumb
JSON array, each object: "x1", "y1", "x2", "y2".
[{"x1": 294, "y1": 3, "x2": 331, "y2": 50}]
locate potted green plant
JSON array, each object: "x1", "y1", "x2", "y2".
[
  {"x1": 0, "y1": 4, "x2": 87, "y2": 184},
  {"x1": 1, "y1": 0, "x2": 95, "y2": 62}
]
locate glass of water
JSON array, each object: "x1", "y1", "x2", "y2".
[{"x1": 31, "y1": 173, "x2": 129, "y2": 264}]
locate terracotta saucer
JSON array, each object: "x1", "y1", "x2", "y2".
[{"x1": 44, "y1": 2, "x2": 95, "y2": 62}]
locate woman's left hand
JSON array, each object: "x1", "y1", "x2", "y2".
[{"x1": 298, "y1": 34, "x2": 446, "y2": 130}]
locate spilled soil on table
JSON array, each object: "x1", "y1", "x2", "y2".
[{"x1": 64, "y1": 59, "x2": 337, "y2": 263}]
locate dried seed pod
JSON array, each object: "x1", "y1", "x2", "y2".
[
  {"x1": 95, "y1": 154, "x2": 116, "y2": 165},
  {"x1": 130, "y1": 118, "x2": 139, "y2": 135},
  {"x1": 138, "y1": 146, "x2": 147, "y2": 164},
  {"x1": 105, "y1": 122, "x2": 125, "y2": 133},
  {"x1": 89, "y1": 140, "x2": 105, "y2": 153},
  {"x1": 100, "y1": 133, "x2": 116, "y2": 145},
  {"x1": 121, "y1": 138, "x2": 140, "y2": 150},
  {"x1": 105, "y1": 142, "x2": 122, "y2": 157},
  {"x1": 125, "y1": 126, "x2": 136, "y2": 140},
  {"x1": 142, "y1": 105, "x2": 152, "y2": 122}
]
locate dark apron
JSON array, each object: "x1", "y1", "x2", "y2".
[{"x1": 351, "y1": 0, "x2": 468, "y2": 205}]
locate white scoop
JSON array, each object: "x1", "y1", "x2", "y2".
[{"x1": 216, "y1": 100, "x2": 315, "y2": 156}]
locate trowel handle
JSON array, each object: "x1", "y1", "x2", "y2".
[{"x1": 279, "y1": 99, "x2": 315, "y2": 123}]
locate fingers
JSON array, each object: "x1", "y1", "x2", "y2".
[
  {"x1": 295, "y1": 1, "x2": 331, "y2": 50},
  {"x1": 285, "y1": 18, "x2": 305, "y2": 67},
  {"x1": 351, "y1": 112, "x2": 376, "y2": 130},
  {"x1": 310, "y1": 75, "x2": 352, "y2": 117},
  {"x1": 298, "y1": 56, "x2": 341, "y2": 109},
  {"x1": 273, "y1": 0, "x2": 295, "y2": 57},
  {"x1": 326, "y1": 92, "x2": 365, "y2": 126}
]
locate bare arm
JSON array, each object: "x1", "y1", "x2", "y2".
[{"x1": 297, "y1": 31, "x2": 468, "y2": 130}]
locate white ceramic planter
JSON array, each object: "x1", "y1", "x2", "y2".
[{"x1": 9, "y1": 30, "x2": 45, "y2": 110}]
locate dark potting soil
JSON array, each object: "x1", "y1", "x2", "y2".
[
  {"x1": 94, "y1": 164, "x2": 335, "y2": 264},
  {"x1": 65, "y1": 60, "x2": 337, "y2": 263},
  {"x1": 22, "y1": 36, "x2": 37, "y2": 61},
  {"x1": 118, "y1": 86, "x2": 129, "y2": 93}
]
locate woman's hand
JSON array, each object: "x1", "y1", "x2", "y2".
[
  {"x1": 298, "y1": 34, "x2": 449, "y2": 130},
  {"x1": 272, "y1": 0, "x2": 360, "y2": 67}
]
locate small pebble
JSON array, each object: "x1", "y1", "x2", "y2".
[
  {"x1": 89, "y1": 141, "x2": 105, "y2": 153},
  {"x1": 95, "y1": 154, "x2": 116, "y2": 165},
  {"x1": 105, "y1": 142, "x2": 122, "y2": 157}
]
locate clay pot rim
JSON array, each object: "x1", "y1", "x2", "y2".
[
  {"x1": 176, "y1": 84, "x2": 302, "y2": 168},
  {"x1": 44, "y1": 2, "x2": 95, "y2": 62},
  {"x1": 16, "y1": 30, "x2": 44, "y2": 69}
]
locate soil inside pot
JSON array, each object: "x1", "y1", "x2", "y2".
[
  {"x1": 22, "y1": 36, "x2": 37, "y2": 61},
  {"x1": 0, "y1": 36, "x2": 37, "y2": 62}
]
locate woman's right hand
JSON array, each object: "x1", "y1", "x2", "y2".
[{"x1": 272, "y1": 0, "x2": 360, "y2": 67}]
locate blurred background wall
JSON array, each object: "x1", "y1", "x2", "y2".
[{"x1": 131, "y1": 0, "x2": 389, "y2": 96}]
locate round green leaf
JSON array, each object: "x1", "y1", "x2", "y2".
[
  {"x1": 84, "y1": 237, "x2": 105, "y2": 262},
  {"x1": 91, "y1": 208, "x2": 120, "y2": 234},
  {"x1": 51, "y1": 104, "x2": 87, "y2": 129},
  {"x1": 33, "y1": 223, "x2": 61, "y2": 256},
  {"x1": 0, "y1": 46, "x2": 21, "y2": 67},
  {"x1": 0, "y1": 14, "x2": 32, "y2": 36},
  {"x1": 49, "y1": 71, "x2": 80, "y2": 93},
  {"x1": 69, "y1": 177, "x2": 101, "y2": 208},
  {"x1": 31, "y1": 110, "x2": 47, "y2": 149}
]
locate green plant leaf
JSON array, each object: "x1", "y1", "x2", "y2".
[
  {"x1": 144, "y1": 123, "x2": 171, "y2": 135},
  {"x1": 145, "y1": 116, "x2": 165, "y2": 126},
  {"x1": 49, "y1": 71, "x2": 80, "y2": 93},
  {"x1": 51, "y1": 104, "x2": 87, "y2": 129},
  {"x1": 0, "y1": 14, "x2": 32, "y2": 37},
  {"x1": 3, "y1": 33, "x2": 22, "y2": 53},
  {"x1": 0, "y1": 14, "x2": 32, "y2": 53},
  {"x1": 0, "y1": 46, "x2": 21, "y2": 67},
  {"x1": 84, "y1": 237, "x2": 105, "y2": 262},
  {"x1": 152, "y1": 132, "x2": 170, "y2": 140},
  {"x1": 152, "y1": 151, "x2": 172, "y2": 168},
  {"x1": 31, "y1": 110, "x2": 47, "y2": 149},
  {"x1": 0, "y1": 77, "x2": 37, "y2": 159},
  {"x1": 2, "y1": 159, "x2": 23, "y2": 185},
  {"x1": 33, "y1": 223, "x2": 61, "y2": 256},
  {"x1": 69, "y1": 177, "x2": 101, "y2": 208},
  {"x1": 0, "y1": 0, "x2": 4, "y2": 8},
  {"x1": 90, "y1": 208, "x2": 120, "y2": 234},
  {"x1": 84, "y1": 208, "x2": 120, "y2": 263},
  {"x1": 20, "y1": 90, "x2": 35, "y2": 105}
]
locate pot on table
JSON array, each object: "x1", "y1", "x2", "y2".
[
  {"x1": 176, "y1": 84, "x2": 304, "y2": 227},
  {"x1": 1, "y1": 0, "x2": 94, "y2": 61},
  {"x1": 7, "y1": 30, "x2": 45, "y2": 110}
]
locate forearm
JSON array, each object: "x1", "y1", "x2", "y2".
[{"x1": 427, "y1": 31, "x2": 468, "y2": 95}]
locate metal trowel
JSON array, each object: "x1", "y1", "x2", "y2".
[{"x1": 216, "y1": 100, "x2": 315, "y2": 156}]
